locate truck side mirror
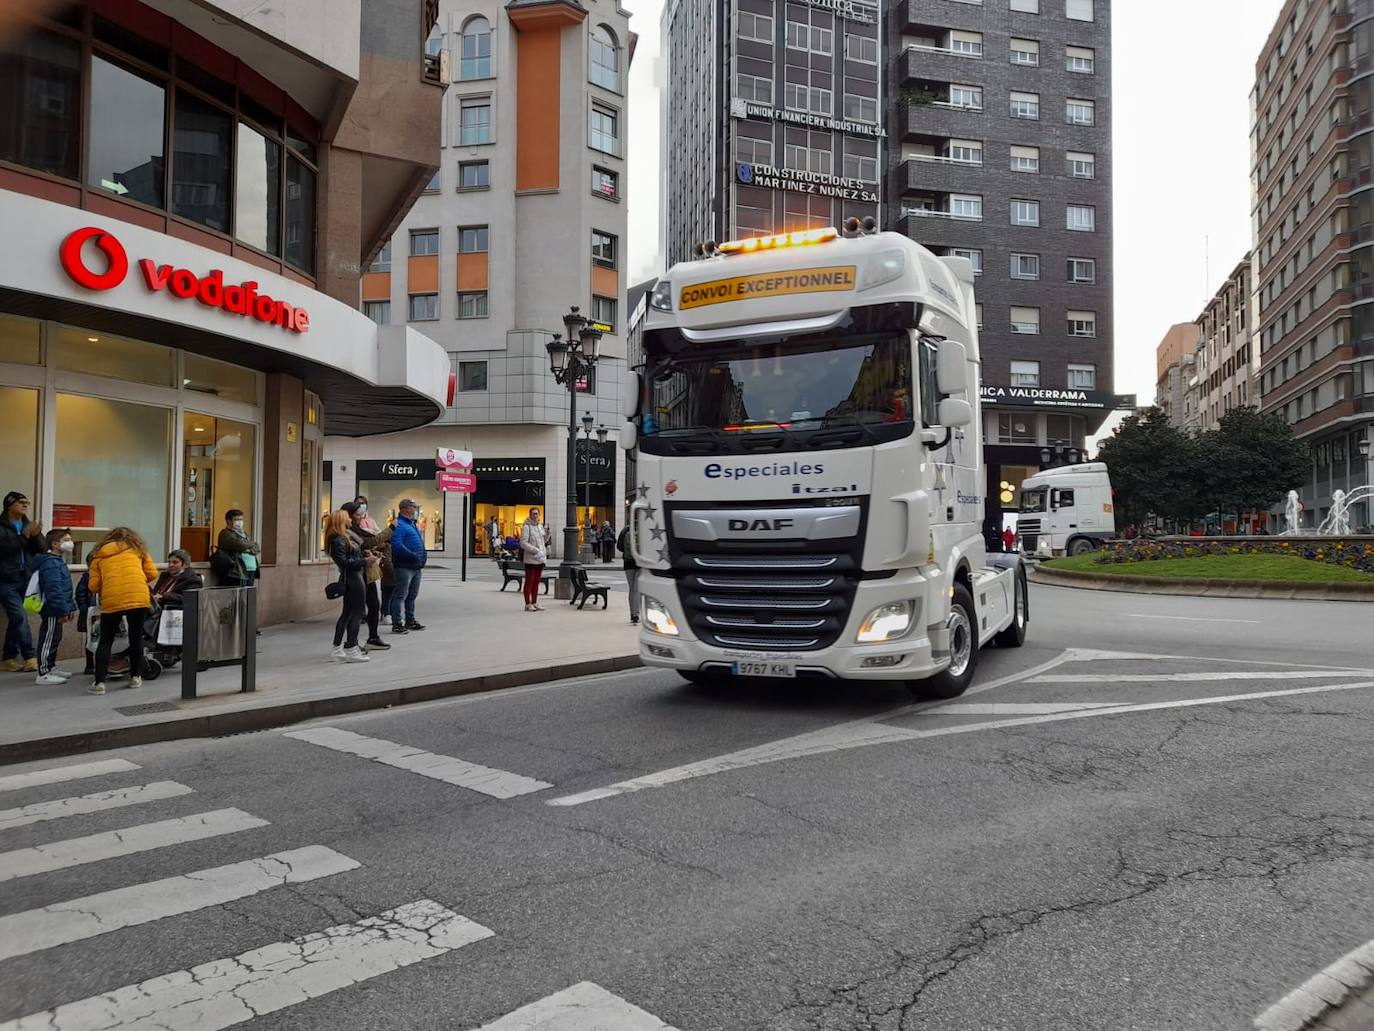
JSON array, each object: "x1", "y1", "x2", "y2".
[
  {"x1": 937, "y1": 339, "x2": 969, "y2": 395},
  {"x1": 937, "y1": 398, "x2": 973, "y2": 428},
  {"x1": 619, "y1": 422, "x2": 637, "y2": 450},
  {"x1": 622, "y1": 370, "x2": 641, "y2": 419}
]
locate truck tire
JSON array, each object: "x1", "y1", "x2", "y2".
[
  {"x1": 911, "y1": 582, "x2": 978, "y2": 700},
  {"x1": 1067, "y1": 537, "x2": 1098, "y2": 556},
  {"x1": 993, "y1": 567, "x2": 1028, "y2": 648}
]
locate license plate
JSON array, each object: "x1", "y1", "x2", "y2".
[{"x1": 732, "y1": 660, "x2": 795, "y2": 678}]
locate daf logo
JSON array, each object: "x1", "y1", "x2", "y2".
[{"x1": 728, "y1": 517, "x2": 794, "y2": 532}]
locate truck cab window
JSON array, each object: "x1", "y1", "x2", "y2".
[
  {"x1": 1052, "y1": 488, "x2": 1075, "y2": 508},
  {"x1": 918, "y1": 337, "x2": 941, "y2": 427}
]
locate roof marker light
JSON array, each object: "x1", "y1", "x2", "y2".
[{"x1": 717, "y1": 226, "x2": 839, "y2": 255}]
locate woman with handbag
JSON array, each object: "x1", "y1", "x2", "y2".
[
  {"x1": 326, "y1": 508, "x2": 376, "y2": 663},
  {"x1": 342, "y1": 502, "x2": 390, "y2": 652},
  {"x1": 86, "y1": 526, "x2": 158, "y2": 695},
  {"x1": 519, "y1": 508, "x2": 547, "y2": 612}
]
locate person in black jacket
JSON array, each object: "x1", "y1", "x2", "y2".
[
  {"x1": 326, "y1": 509, "x2": 376, "y2": 663},
  {"x1": 617, "y1": 524, "x2": 640, "y2": 626},
  {"x1": 150, "y1": 550, "x2": 204, "y2": 608},
  {"x1": 0, "y1": 490, "x2": 45, "y2": 672}
]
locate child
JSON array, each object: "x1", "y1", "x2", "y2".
[
  {"x1": 74, "y1": 568, "x2": 93, "y2": 675},
  {"x1": 34, "y1": 528, "x2": 77, "y2": 685}
]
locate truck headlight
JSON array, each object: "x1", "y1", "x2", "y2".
[
  {"x1": 642, "y1": 596, "x2": 679, "y2": 636},
  {"x1": 650, "y1": 280, "x2": 674, "y2": 312},
  {"x1": 856, "y1": 600, "x2": 915, "y2": 643}
]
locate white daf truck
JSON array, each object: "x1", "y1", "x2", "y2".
[
  {"x1": 1016, "y1": 462, "x2": 1116, "y2": 557},
  {"x1": 622, "y1": 225, "x2": 1026, "y2": 699}
]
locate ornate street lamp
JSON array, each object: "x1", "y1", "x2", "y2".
[{"x1": 546, "y1": 306, "x2": 603, "y2": 597}]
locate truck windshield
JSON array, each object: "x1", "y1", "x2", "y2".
[
  {"x1": 1020, "y1": 488, "x2": 1047, "y2": 513},
  {"x1": 640, "y1": 332, "x2": 913, "y2": 454}
]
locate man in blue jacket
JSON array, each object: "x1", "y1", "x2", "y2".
[
  {"x1": 389, "y1": 498, "x2": 427, "y2": 633},
  {"x1": 33, "y1": 528, "x2": 77, "y2": 684}
]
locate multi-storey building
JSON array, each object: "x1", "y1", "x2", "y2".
[
  {"x1": 1194, "y1": 255, "x2": 1256, "y2": 433},
  {"x1": 327, "y1": 0, "x2": 634, "y2": 559},
  {"x1": 1154, "y1": 322, "x2": 1202, "y2": 431},
  {"x1": 660, "y1": 0, "x2": 884, "y2": 267},
  {"x1": 889, "y1": 0, "x2": 1121, "y2": 520},
  {"x1": 1252, "y1": 0, "x2": 1374, "y2": 527},
  {"x1": 0, "y1": 0, "x2": 447, "y2": 627}
]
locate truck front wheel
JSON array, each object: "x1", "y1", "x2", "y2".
[
  {"x1": 993, "y1": 567, "x2": 1028, "y2": 648},
  {"x1": 1067, "y1": 537, "x2": 1098, "y2": 556},
  {"x1": 911, "y1": 583, "x2": 978, "y2": 700}
]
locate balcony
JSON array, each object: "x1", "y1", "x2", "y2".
[
  {"x1": 900, "y1": 0, "x2": 987, "y2": 34},
  {"x1": 900, "y1": 98, "x2": 987, "y2": 141},
  {"x1": 895, "y1": 156, "x2": 983, "y2": 195},
  {"x1": 899, "y1": 44, "x2": 982, "y2": 87},
  {"x1": 898, "y1": 190, "x2": 984, "y2": 230}
]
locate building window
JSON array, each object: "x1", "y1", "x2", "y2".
[
  {"x1": 459, "y1": 160, "x2": 490, "y2": 190},
  {"x1": 1067, "y1": 151, "x2": 1096, "y2": 178},
  {"x1": 181, "y1": 412, "x2": 257, "y2": 557},
  {"x1": 235, "y1": 123, "x2": 281, "y2": 256},
  {"x1": 1068, "y1": 257, "x2": 1096, "y2": 283},
  {"x1": 951, "y1": 194, "x2": 983, "y2": 220},
  {"x1": 1066, "y1": 98, "x2": 1095, "y2": 125},
  {"x1": 592, "y1": 165, "x2": 619, "y2": 198},
  {"x1": 458, "y1": 292, "x2": 488, "y2": 319},
  {"x1": 1011, "y1": 360, "x2": 1041, "y2": 386},
  {"x1": 737, "y1": 136, "x2": 774, "y2": 165},
  {"x1": 843, "y1": 93, "x2": 878, "y2": 123},
  {"x1": 947, "y1": 30, "x2": 983, "y2": 56},
  {"x1": 1068, "y1": 310, "x2": 1097, "y2": 337},
  {"x1": 0, "y1": 27, "x2": 82, "y2": 180},
  {"x1": 89, "y1": 55, "x2": 166, "y2": 208},
  {"x1": 410, "y1": 228, "x2": 440, "y2": 256},
  {"x1": 951, "y1": 248, "x2": 983, "y2": 275},
  {"x1": 1067, "y1": 363, "x2": 1097, "y2": 389},
  {"x1": 736, "y1": 72, "x2": 773, "y2": 104},
  {"x1": 1011, "y1": 253, "x2": 1040, "y2": 280},
  {"x1": 458, "y1": 360, "x2": 488, "y2": 390},
  {"x1": 845, "y1": 34, "x2": 878, "y2": 63},
  {"x1": 590, "y1": 102, "x2": 619, "y2": 154},
  {"x1": 738, "y1": 12, "x2": 774, "y2": 44},
  {"x1": 369, "y1": 242, "x2": 392, "y2": 272},
  {"x1": 784, "y1": 79, "x2": 833, "y2": 117},
  {"x1": 1066, "y1": 0, "x2": 1094, "y2": 21},
  {"x1": 460, "y1": 17, "x2": 492, "y2": 80},
  {"x1": 1010, "y1": 91, "x2": 1040, "y2": 119},
  {"x1": 976, "y1": 303, "x2": 984, "y2": 329},
  {"x1": 1067, "y1": 205, "x2": 1096, "y2": 231},
  {"x1": 364, "y1": 300, "x2": 390, "y2": 323},
  {"x1": 784, "y1": 129, "x2": 833, "y2": 175},
  {"x1": 1010, "y1": 145, "x2": 1040, "y2": 172},
  {"x1": 172, "y1": 90, "x2": 232, "y2": 232},
  {"x1": 590, "y1": 25, "x2": 620, "y2": 91},
  {"x1": 459, "y1": 225, "x2": 489, "y2": 253},
  {"x1": 950, "y1": 84, "x2": 983, "y2": 109},
  {"x1": 590, "y1": 295, "x2": 617, "y2": 332},
  {"x1": 1010, "y1": 307, "x2": 1041, "y2": 335},
  {"x1": 424, "y1": 168, "x2": 441, "y2": 192},
  {"x1": 1009, "y1": 38, "x2": 1039, "y2": 65},
  {"x1": 1066, "y1": 45, "x2": 1095, "y2": 73},
  {"x1": 1010, "y1": 0, "x2": 1040, "y2": 11},
  {"x1": 1010, "y1": 199, "x2": 1040, "y2": 226},
  {"x1": 459, "y1": 97, "x2": 493, "y2": 144},
  {"x1": 787, "y1": 16, "x2": 833, "y2": 55},
  {"x1": 783, "y1": 189, "x2": 830, "y2": 232},
  {"x1": 999, "y1": 412, "x2": 1037, "y2": 444},
  {"x1": 592, "y1": 230, "x2": 617, "y2": 267},
  {"x1": 843, "y1": 152, "x2": 878, "y2": 180},
  {"x1": 409, "y1": 294, "x2": 438, "y2": 320},
  {"x1": 946, "y1": 139, "x2": 982, "y2": 163}
]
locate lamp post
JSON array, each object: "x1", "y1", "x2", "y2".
[
  {"x1": 546, "y1": 306, "x2": 602, "y2": 599},
  {"x1": 1359, "y1": 433, "x2": 1373, "y2": 530}
]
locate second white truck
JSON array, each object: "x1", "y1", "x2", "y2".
[{"x1": 1015, "y1": 462, "x2": 1116, "y2": 557}]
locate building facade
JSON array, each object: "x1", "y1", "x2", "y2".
[
  {"x1": 889, "y1": 0, "x2": 1122, "y2": 524},
  {"x1": 660, "y1": 0, "x2": 884, "y2": 266},
  {"x1": 1154, "y1": 322, "x2": 1201, "y2": 430},
  {"x1": 1252, "y1": 0, "x2": 1374, "y2": 527},
  {"x1": 1194, "y1": 255, "x2": 1255, "y2": 433},
  {"x1": 326, "y1": 0, "x2": 634, "y2": 559},
  {"x1": 0, "y1": 0, "x2": 448, "y2": 629}
]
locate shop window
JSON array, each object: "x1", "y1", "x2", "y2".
[
  {"x1": 0, "y1": 27, "x2": 82, "y2": 181},
  {"x1": 0, "y1": 314, "x2": 41, "y2": 365},
  {"x1": 356, "y1": 481, "x2": 445, "y2": 551},
  {"x1": 88, "y1": 55, "x2": 166, "y2": 208},
  {"x1": 998, "y1": 412, "x2": 1037, "y2": 444},
  {"x1": 53, "y1": 325, "x2": 176, "y2": 387},
  {"x1": 0, "y1": 386, "x2": 39, "y2": 508},
  {"x1": 300, "y1": 436, "x2": 321, "y2": 561},
  {"x1": 172, "y1": 90, "x2": 232, "y2": 232},
  {"x1": 285, "y1": 155, "x2": 316, "y2": 273},
  {"x1": 181, "y1": 413, "x2": 257, "y2": 562},
  {"x1": 184, "y1": 353, "x2": 260, "y2": 406},
  {"x1": 235, "y1": 123, "x2": 282, "y2": 256},
  {"x1": 55, "y1": 394, "x2": 172, "y2": 558}
]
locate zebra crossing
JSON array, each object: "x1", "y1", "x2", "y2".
[{"x1": 0, "y1": 752, "x2": 679, "y2": 1030}]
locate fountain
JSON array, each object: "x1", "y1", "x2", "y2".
[
  {"x1": 1278, "y1": 489, "x2": 1306, "y2": 536},
  {"x1": 1317, "y1": 485, "x2": 1374, "y2": 535}
]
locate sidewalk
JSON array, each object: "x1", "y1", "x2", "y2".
[{"x1": 0, "y1": 563, "x2": 641, "y2": 764}]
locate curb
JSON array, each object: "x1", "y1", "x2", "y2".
[
  {"x1": 1254, "y1": 937, "x2": 1374, "y2": 1030},
  {"x1": 0, "y1": 654, "x2": 644, "y2": 766},
  {"x1": 1030, "y1": 565, "x2": 1374, "y2": 602}
]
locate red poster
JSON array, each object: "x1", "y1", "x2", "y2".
[
  {"x1": 52, "y1": 504, "x2": 96, "y2": 528},
  {"x1": 436, "y1": 471, "x2": 477, "y2": 494}
]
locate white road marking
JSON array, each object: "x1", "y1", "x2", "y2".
[
  {"x1": 0, "y1": 844, "x2": 359, "y2": 961},
  {"x1": 1029, "y1": 670, "x2": 1374, "y2": 684},
  {"x1": 925, "y1": 702, "x2": 1127, "y2": 716},
  {"x1": 0, "y1": 808, "x2": 269, "y2": 883},
  {"x1": 1253, "y1": 935, "x2": 1374, "y2": 1030},
  {"x1": 548, "y1": 679, "x2": 1374, "y2": 807},
  {"x1": 0, "y1": 899, "x2": 492, "y2": 1031},
  {"x1": 0, "y1": 781, "x2": 194, "y2": 831},
  {"x1": 0, "y1": 759, "x2": 140, "y2": 793},
  {"x1": 469, "y1": 982, "x2": 678, "y2": 1031},
  {"x1": 1130, "y1": 613, "x2": 1262, "y2": 625},
  {"x1": 283, "y1": 726, "x2": 552, "y2": 799}
]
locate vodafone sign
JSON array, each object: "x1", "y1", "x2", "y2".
[{"x1": 58, "y1": 226, "x2": 310, "y2": 334}]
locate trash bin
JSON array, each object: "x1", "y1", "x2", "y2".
[{"x1": 197, "y1": 588, "x2": 247, "y2": 662}]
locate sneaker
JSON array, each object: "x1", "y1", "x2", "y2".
[
  {"x1": 128, "y1": 676, "x2": 143, "y2": 689},
  {"x1": 21, "y1": 658, "x2": 38, "y2": 673},
  {"x1": 365, "y1": 637, "x2": 392, "y2": 650},
  {"x1": 630, "y1": 616, "x2": 640, "y2": 625},
  {"x1": 86, "y1": 682, "x2": 106, "y2": 695},
  {"x1": 1, "y1": 658, "x2": 22, "y2": 672},
  {"x1": 405, "y1": 622, "x2": 426, "y2": 631},
  {"x1": 330, "y1": 645, "x2": 346, "y2": 661},
  {"x1": 342, "y1": 646, "x2": 370, "y2": 663},
  {"x1": 391, "y1": 624, "x2": 410, "y2": 635},
  {"x1": 54, "y1": 669, "x2": 73, "y2": 680},
  {"x1": 35, "y1": 672, "x2": 66, "y2": 685}
]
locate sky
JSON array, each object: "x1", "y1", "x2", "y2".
[{"x1": 621, "y1": 0, "x2": 1288, "y2": 414}]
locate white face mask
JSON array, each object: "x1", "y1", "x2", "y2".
[
  {"x1": 60, "y1": 540, "x2": 74, "y2": 554},
  {"x1": 232, "y1": 520, "x2": 245, "y2": 532},
  {"x1": 357, "y1": 504, "x2": 368, "y2": 515}
]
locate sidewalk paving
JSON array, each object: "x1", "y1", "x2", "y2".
[{"x1": 0, "y1": 564, "x2": 641, "y2": 764}]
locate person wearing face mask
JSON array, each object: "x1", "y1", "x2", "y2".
[
  {"x1": 0, "y1": 490, "x2": 45, "y2": 672},
  {"x1": 32, "y1": 528, "x2": 77, "y2": 685},
  {"x1": 150, "y1": 549, "x2": 204, "y2": 608},
  {"x1": 353, "y1": 495, "x2": 381, "y2": 535},
  {"x1": 213, "y1": 509, "x2": 261, "y2": 588}
]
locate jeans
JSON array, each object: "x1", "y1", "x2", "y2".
[
  {"x1": 390, "y1": 567, "x2": 422, "y2": 626},
  {"x1": 624, "y1": 568, "x2": 640, "y2": 620},
  {"x1": 37, "y1": 615, "x2": 64, "y2": 675},
  {"x1": 0, "y1": 581, "x2": 34, "y2": 660},
  {"x1": 334, "y1": 573, "x2": 366, "y2": 649},
  {"x1": 95, "y1": 608, "x2": 147, "y2": 683}
]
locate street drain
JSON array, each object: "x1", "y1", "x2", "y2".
[{"x1": 113, "y1": 702, "x2": 180, "y2": 716}]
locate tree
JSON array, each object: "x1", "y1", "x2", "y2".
[
  {"x1": 1208, "y1": 408, "x2": 1308, "y2": 515},
  {"x1": 1096, "y1": 407, "x2": 1198, "y2": 529}
]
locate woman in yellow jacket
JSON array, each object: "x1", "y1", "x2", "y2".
[{"x1": 86, "y1": 526, "x2": 158, "y2": 696}]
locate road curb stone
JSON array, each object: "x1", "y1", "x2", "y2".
[
  {"x1": 1255, "y1": 940, "x2": 1374, "y2": 1030},
  {"x1": 1030, "y1": 565, "x2": 1374, "y2": 601}
]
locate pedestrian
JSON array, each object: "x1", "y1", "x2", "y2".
[
  {"x1": 617, "y1": 524, "x2": 639, "y2": 625},
  {"x1": 354, "y1": 495, "x2": 381, "y2": 534},
  {"x1": 150, "y1": 549, "x2": 204, "y2": 608},
  {"x1": 343, "y1": 501, "x2": 390, "y2": 652},
  {"x1": 74, "y1": 569, "x2": 94, "y2": 675},
  {"x1": 32, "y1": 528, "x2": 77, "y2": 684},
  {"x1": 388, "y1": 498, "x2": 426, "y2": 633},
  {"x1": 212, "y1": 509, "x2": 260, "y2": 588},
  {"x1": 326, "y1": 508, "x2": 376, "y2": 663},
  {"x1": 520, "y1": 507, "x2": 547, "y2": 612},
  {"x1": 1002, "y1": 527, "x2": 1015, "y2": 553},
  {"x1": 1, "y1": 490, "x2": 44, "y2": 672},
  {"x1": 486, "y1": 515, "x2": 500, "y2": 559},
  {"x1": 598, "y1": 521, "x2": 615, "y2": 563},
  {"x1": 86, "y1": 526, "x2": 158, "y2": 695}
]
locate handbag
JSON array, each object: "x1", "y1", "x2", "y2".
[
  {"x1": 324, "y1": 567, "x2": 346, "y2": 599},
  {"x1": 157, "y1": 609, "x2": 184, "y2": 646},
  {"x1": 209, "y1": 548, "x2": 234, "y2": 577}
]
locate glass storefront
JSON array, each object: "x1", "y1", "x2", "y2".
[
  {"x1": 469, "y1": 459, "x2": 546, "y2": 556},
  {"x1": 354, "y1": 460, "x2": 446, "y2": 551},
  {"x1": 0, "y1": 385, "x2": 39, "y2": 503},
  {"x1": 181, "y1": 413, "x2": 257, "y2": 561}
]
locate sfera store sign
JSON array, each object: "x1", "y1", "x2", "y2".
[
  {"x1": 58, "y1": 227, "x2": 310, "y2": 334},
  {"x1": 736, "y1": 163, "x2": 879, "y2": 203}
]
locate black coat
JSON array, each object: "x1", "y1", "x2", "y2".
[
  {"x1": 0, "y1": 517, "x2": 43, "y2": 587},
  {"x1": 150, "y1": 568, "x2": 204, "y2": 607}
]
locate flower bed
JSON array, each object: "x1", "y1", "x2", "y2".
[{"x1": 1093, "y1": 537, "x2": 1374, "y2": 575}]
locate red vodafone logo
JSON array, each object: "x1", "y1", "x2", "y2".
[{"x1": 57, "y1": 226, "x2": 310, "y2": 334}]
